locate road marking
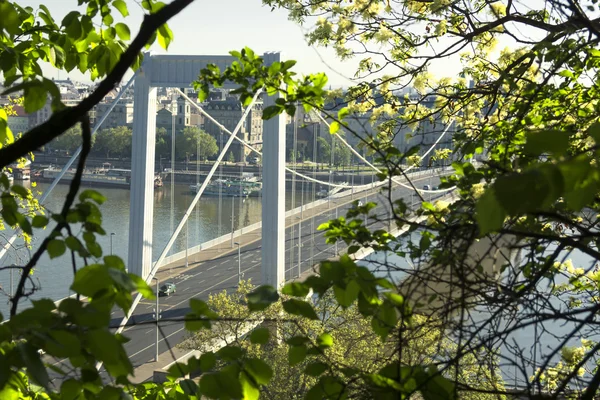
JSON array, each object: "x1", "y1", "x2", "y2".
[
  {"x1": 182, "y1": 287, "x2": 191, "y2": 292},
  {"x1": 207, "y1": 265, "x2": 217, "y2": 271}
]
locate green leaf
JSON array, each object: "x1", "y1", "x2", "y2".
[
  {"x1": 11, "y1": 185, "x2": 29, "y2": 199},
  {"x1": 282, "y1": 299, "x2": 319, "y2": 320},
  {"x1": 524, "y1": 129, "x2": 570, "y2": 156},
  {"x1": 79, "y1": 190, "x2": 106, "y2": 204},
  {"x1": 47, "y1": 239, "x2": 66, "y2": 259},
  {"x1": 217, "y1": 345, "x2": 243, "y2": 361},
  {"x1": 60, "y1": 379, "x2": 82, "y2": 399},
  {"x1": 247, "y1": 285, "x2": 279, "y2": 312},
  {"x1": 112, "y1": 0, "x2": 129, "y2": 17},
  {"x1": 114, "y1": 22, "x2": 130, "y2": 40},
  {"x1": 494, "y1": 169, "x2": 561, "y2": 214},
  {"x1": 65, "y1": 19, "x2": 82, "y2": 40},
  {"x1": 244, "y1": 358, "x2": 273, "y2": 385},
  {"x1": 288, "y1": 345, "x2": 307, "y2": 366},
  {"x1": 419, "y1": 372, "x2": 456, "y2": 400},
  {"x1": 333, "y1": 280, "x2": 360, "y2": 307},
  {"x1": 18, "y1": 343, "x2": 49, "y2": 389},
  {"x1": 240, "y1": 371, "x2": 260, "y2": 400},
  {"x1": 587, "y1": 121, "x2": 600, "y2": 144},
  {"x1": 32, "y1": 215, "x2": 49, "y2": 228},
  {"x1": 329, "y1": 121, "x2": 340, "y2": 134},
  {"x1": 249, "y1": 327, "x2": 270, "y2": 344},
  {"x1": 199, "y1": 352, "x2": 216, "y2": 371},
  {"x1": 305, "y1": 362, "x2": 328, "y2": 377},
  {"x1": 129, "y1": 274, "x2": 155, "y2": 299},
  {"x1": 185, "y1": 312, "x2": 211, "y2": 331},
  {"x1": 157, "y1": 24, "x2": 173, "y2": 50},
  {"x1": 338, "y1": 107, "x2": 350, "y2": 120},
  {"x1": 24, "y1": 84, "x2": 48, "y2": 113},
  {"x1": 281, "y1": 282, "x2": 310, "y2": 297},
  {"x1": 385, "y1": 292, "x2": 404, "y2": 307},
  {"x1": 65, "y1": 236, "x2": 82, "y2": 251},
  {"x1": 71, "y1": 264, "x2": 112, "y2": 297},
  {"x1": 47, "y1": 330, "x2": 82, "y2": 358},
  {"x1": 475, "y1": 188, "x2": 506, "y2": 235},
  {"x1": 0, "y1": 1, "x2": 20, "y2": 34},
  {"x1": 262, "y1": 105, "x2": 281, "y2": 120},
  {"x1": 317, "y1": 333, "x2": 333, "y2": 348},
  {"x1": 200, "y1": 369, "x2": 242, "y2": 399}
]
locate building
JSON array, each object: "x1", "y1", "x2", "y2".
[
  {"x1": 203, "y1": 96, "x2": 263, "y2": 162},
  {"x1": 155, "y1": 96, "x2": 192, "y2": 135},
  {"x1": 94, "y1": 101, "x2": 134, "y2": 130},
  {"x1": 285, "y1": 121, "x2": 322, "y2": 161},
  {"x1": 7, "y1": 105, "x2": 29, "y2": 135}
]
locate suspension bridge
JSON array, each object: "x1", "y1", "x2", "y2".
[{"x1": 0, "y1": 52, "x2": 456, "y2": 382}]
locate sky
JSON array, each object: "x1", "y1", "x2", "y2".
[
  {"x1": 17, "y1": 0, "x2": 567, "y2": 89},
  {"x1": 18, "y1": 0, "x2": 362, "y2": 87}
]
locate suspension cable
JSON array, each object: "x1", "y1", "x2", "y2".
[
  {"x1": 175, "y1": 89, "x2": 456, "y2": 194},
  {"x1": 0, "y1": 73, "x2": 138, "y2": 263},
  {"x1": 110, "y1": 89, "x2": 264, "y2": 346}
]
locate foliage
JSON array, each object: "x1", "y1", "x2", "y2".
[
  {"x1": 181, "y1": 280, "x2": 504, "y2": 399},
  {"x1": 254, "y1": 0, "x2": 600, "y2": 397},
  {"x1": 2, "y1": 0, "x2": 600, "y2": 398},
  {"x1": 176, "y1": 126, "x2": 218, "y2": 161},
  {"x1": 316, "y1": 137, "x2": 330, "y2": 164},
  {"x1": 93, "y1": 126, "x2": 131, "y2": 158}
]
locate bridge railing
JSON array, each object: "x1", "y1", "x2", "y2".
[{"x1": 156, "y1": 167, "x2": 453, "y2": 269}]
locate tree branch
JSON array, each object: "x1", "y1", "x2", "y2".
[
  {"x1": 0, "y1": 0, "x2": 196, "y2": 169},
  {"x1": 10, "y1": 116, "x2": 91, "y2": 317}
]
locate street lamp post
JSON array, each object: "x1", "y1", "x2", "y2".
[
  {"x1": 230, "y1": 197, "x2": 235, "y2": 248},
  {"x1": 110, "y1": 232, "x2": 115, "y2": 255},
  {"x1": 185, "y1": 221, "x2": 189, "y2": 268},
  {"x1": 296, "y1": 216, "x2": 302, "y2": 277},
  {"x1": 152, "y1": 277, "x2": 159, "y2": 362},
  {"x1": 234, "y1": 242, "x2": 241, "y2": 285},
  {"x1": 334, "y1": 205, "x2": 338, "y2": 256}
]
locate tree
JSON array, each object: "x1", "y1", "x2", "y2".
[
  {"x1": 182, "y1": 281, "x2": 504, "y2": 400},
  {"x1": 155, "y1": 127, "x2": 170, "y2": 161},
  {"x1": 50, "y1": 124, "x2": 92, "y2": 154},
  {"x1": 93, "y1": 126, "x2": 132, "y2": 158},
  {"x1": 333, "y1": 140, "x2": 351, "y2": 167},
  {"x1": 316, "y1": 137, "x2": 330, "y2": 164},
  {"x1": 253, "y1": 0, "x2": 600, "y2": 397},
  {"x1": 4, "y1": 0, "x2": 599, "y2": 398},
  {"x1": 176, "y1": 126, "x2": 218, "y2": 161}
]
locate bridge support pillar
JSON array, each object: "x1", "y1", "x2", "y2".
[
  {"x1": 261, "y1": 52, "x2": 286, "y2": 288},
  {"x1": 128, "y1": 57, "x2": 157, "y2": 279}
]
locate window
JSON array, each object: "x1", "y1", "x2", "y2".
[
  {"x1": 179, "y1": 105, "x2": 182, "y2": 113},
  {"x1": 186, "y1": 118, "x2": 189, "y2": 125},
  {"x1": 179, "y1": 117, "x2": 182, "y2": 125}
]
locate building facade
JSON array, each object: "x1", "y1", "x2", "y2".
[{"x1": 203, "y1": 97, "x2": 263, "y2": 162}]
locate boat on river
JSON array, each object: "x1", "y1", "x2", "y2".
[
  {"x1": 38, "y1": 165, "x2": 163, "y2": 189},
  {"x1": 189, "y1": 178, "x2": 261, "y2": 197}
]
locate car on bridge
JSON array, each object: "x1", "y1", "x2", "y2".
[{"x1": 159, "y1": 282, "x2": 176, "y2": 296}]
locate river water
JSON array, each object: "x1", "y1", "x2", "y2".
[{"x1": 0, "y1": 180, "x2": 309, "y2": 317}]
